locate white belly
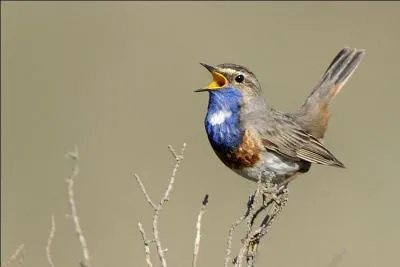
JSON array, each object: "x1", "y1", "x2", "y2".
[{"x1": 232, "y1": 151, "x2": 300, "y2": 183}]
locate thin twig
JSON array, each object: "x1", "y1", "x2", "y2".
[
  {"x1": 224, "y1": 214, "x2": 245, "y2": 267},
  {"x1": 225, "y1": 193, "x2": 258, "y2": 267},
  {"x1": 16, "y1": 249, "x2": 25, "y2": 267},
  {"x1": 46, "y1": 215, "x2": 56, "y2": 267},
  {"x1": 244, "y1": 186, "x2": 289, "y2": 267},
  {"x1": 138, "y1": 222, "x2": 154, "y2": 267},
  {"x1": 161, "y1": 144, "x2": 186, "y2": 205},
  {"x1": 65, "y1": 145, "x2": 91, "y2": 267},
  {"x1": 134, "y1": 173, "x2": 157, "y2": 210},
  {"x1": 135, "y1": 143, "x2": 187, "y2": 267},
  {"x1": 235, "y1": 181, "x2": 264, "y2": 267},
  {"x1": 1, "y1": 244, "x2": 25, "y2": 267},
  {"x1": 192, "y1": 194, "x2": 209, "y2": 267},
  {"x1": 328, "y1": 248, "x2": 348, "y2": 267},
  {"x1": 226, "y1": 177, "x2": 289, "y2": 267},
  {"x1": 245, "y1": 181, "x2": 263, "y2": 236},
  {"x1": 153, "y1": 143, "x2": 186, "y2": 267}
]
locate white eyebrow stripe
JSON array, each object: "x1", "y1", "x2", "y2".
[{"x1": 224, "y1": 68, "x2": 241, "y2": 75}]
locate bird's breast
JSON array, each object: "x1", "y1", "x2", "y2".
[
  {"x1": 214, "y1": 130, "x2": 262, "y2": 169},
  {"x1": 205, "y1": 108, "x2": 243, "y2": 152}
]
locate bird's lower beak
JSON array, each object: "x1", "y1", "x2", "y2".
[{"x1": 195, "y1": 63, "x2": 228, "y2": 92}]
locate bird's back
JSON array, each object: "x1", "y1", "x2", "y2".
[{"x1": 241, "y1": 96, "x2": 346, "y2": 169}]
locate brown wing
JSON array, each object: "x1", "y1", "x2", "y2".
[{"x1": 258, "y1": 111, "x2": 345, "y2": 168}]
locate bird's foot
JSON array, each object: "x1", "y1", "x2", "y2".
[{"x1": 261, "y1": 182, "x2": 288, "y2": 206}]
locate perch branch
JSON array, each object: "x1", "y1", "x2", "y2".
[
  {"x1": 244, "y1": 185, "x2": 289, "y2": 267},
  {"x1": 225, "y1": 215, "x2": 246, "y2": 267},
  {"x1": 192, "y1": 194, "x2": 209, "y2": 267},
  {"x1": 225, "y1": 177, "x2": 289, "y2": 267},
  {"x1": 235, "y1": 180, "x2": 265, "y2": 267},
  {"x1": 46, "y1": 215, "x2": 56, "y2": 267},
  {"x1": 65, "y1": 145, "x2": 91, "y2": 267},
  {"x1": 224, "y1": 194, "x2": 256, "y2": 267}
]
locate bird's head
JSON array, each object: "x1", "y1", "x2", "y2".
[{"x1": 195, "y1": 63, "x2": 262, "y2": 97}]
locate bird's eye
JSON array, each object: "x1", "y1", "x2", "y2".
[{"x1": 235, "y1": 75, "x2": 244, "y2": 83}]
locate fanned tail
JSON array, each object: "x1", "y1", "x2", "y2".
[{"x1": 297, "y1": 47, "x2": 366, "y2": 138}]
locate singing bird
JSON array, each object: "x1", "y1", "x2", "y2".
[{"x1": 195, "y1": 48, "x2": 365, "y2": 186}]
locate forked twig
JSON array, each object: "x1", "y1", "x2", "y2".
[
  {"x1": 224, "y1": 194, "x2": 256, "y2": 267},
  {"x1": 235, "y1": 181, "x2": 265, "y2": 267},
  {"x1": 226, "y1": 179, "x2": 289, "y2": 267},
  {"x1": 135, "y1": 143, "x2": 187, "y2": 267}
]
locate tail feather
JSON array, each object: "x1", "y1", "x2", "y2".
[
  {"x1": 306, "y1": 47, "x2": 365, "y2": 106},
  {"x1": 297, "y1": 47, "x2": 365, "y2": 138}
]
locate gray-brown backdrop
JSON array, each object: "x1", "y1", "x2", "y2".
[{"x1": 2, "y1": 2, "x2": 400, "y2": 267}]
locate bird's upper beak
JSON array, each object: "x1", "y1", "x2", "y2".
[{"x1": 194, "y1": 63, "x2": 229, "y2": 92}]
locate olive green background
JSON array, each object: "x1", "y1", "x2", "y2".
[{"x1": 2, "y1": 2, "x2": 400, "y2": 267}]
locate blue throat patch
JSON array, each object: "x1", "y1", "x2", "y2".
[{"x1": 205, "y1": 87, "x2": 244, "y2": 152}]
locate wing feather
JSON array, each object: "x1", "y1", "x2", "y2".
[{"x1": 255, "y1": 110, "x2": 345, "y2": 168}]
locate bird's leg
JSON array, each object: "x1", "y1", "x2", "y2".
[{"x1": 259, "y1": 176, "x2": 283, "y2": 205}]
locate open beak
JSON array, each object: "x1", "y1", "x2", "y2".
[{"x1": 194, "y1": 63, "x2": 228, "y2": 92}]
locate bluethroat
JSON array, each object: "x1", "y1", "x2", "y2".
[{"x1": 195, "y1": 47, "x2": 365, "y2": 186}]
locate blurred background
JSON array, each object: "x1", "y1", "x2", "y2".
[{"x1": 2, "y1": 2, "x2": 400, "y2": 267}]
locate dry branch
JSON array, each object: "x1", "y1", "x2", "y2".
[
  {"x1": 192, "y1": 194, "x2": 209, "y2": 267},
  {"x1": 138, "y1": 222, "x2": 154, "y2": 267},
  {"x1": 65, "y1": 145, "x2": 91, "y2": 267},
  {"x1": 328, "y1": 248, "x2": 348, "y2": 267},
  {"x1": 135, "y1": 143, "x2": 187, "y2": 267},
  {"x1": 1, "y1": 244, "x2": 25, "y2": 267},
  {"x1": 46, "y1": 215, "x2": 56, "y2": 267},
  {"x1": 227, "y1": 180, "x2": 289, "y2": 267},
  {"x1": 135, "y1": 142, "x2": 291, "y2": 267}
]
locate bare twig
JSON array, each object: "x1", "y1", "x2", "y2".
[
  {"x1": 161, "y1": 144, "x2": 186, "y2": 205},
  {"x1": 1, "y1": 244, "x2": 25, "y2": 267},
  {"x1": 65, "y1": 145, "x2": 91, "y2": 267},
  {"x1": 244, "y1": 186, "x2": 289, "y2": 267},
  {"x1": 15, "y1": 249, "x2": 25, "y2": 267},
  {"x1": 245, "y1": 181, "x2": 264, "y2": 237},
  {"x1": 192, "y1": 194, "x2": 209, "y2": 267},
  {"x1": 225, "y1": 177, "x2": 289, "y2": 267},
  {"x1": 235, "y1": 181, "x2": 264, "y2": 267},
  {"x1": 138, "y1": 222, "x2": 154, "y2": 267},
  {"x1": 328, "y1": 248, "x2": 348, "y2": 267},
  {"x1": 153, "y1": 143, "x2": 186, "y2": 267},
  {"x1": 225, "y1": 215, "x2": 245, "y2": 267},
  {"x1": 134, "y1": 173, "x2": 157, "y2": 210},
  {"x1": 135, "y1": 143, "x2": 187, "y2": 267},
  {"x1": 224, "y1": 194, "x2": 257, "y2": 267},
  {"x1": 46, "y1": 215, "x2": 56, "y2": 267}
]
